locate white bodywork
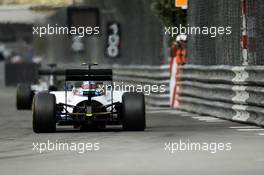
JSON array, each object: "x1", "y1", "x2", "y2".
[{"x1": 50, "y1": 90, "x2": 125, "y2": 113}]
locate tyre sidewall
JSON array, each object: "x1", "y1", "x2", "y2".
[
  {"x1": 122, "y1": 92, "x2": 146, "y2": 131},
  {"x1": 33, "y1": 93, "x2": 56, "y2": 133},
  {"x1": 16, "y1": 84, "x2": 33, "y2": 110}
]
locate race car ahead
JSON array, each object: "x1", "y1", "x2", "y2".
[
  {"x1": 32, "y1": 67, "x2": 146, "y2": 133},
  {"x1": 16, "y1": 64, "x2": 63, "y2": 110}
]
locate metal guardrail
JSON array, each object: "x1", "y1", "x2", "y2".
[
  {"x1": 176, "y1": 65, "x2": 264, "y2": 127},
  {"x1": 112, "y1": 64, "x2": 170, "y2": 107},
  {"x1": 180, "y1": 65, "x2": 264, "y2": 85}
]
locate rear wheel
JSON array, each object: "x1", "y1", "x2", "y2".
[
  {"x1": 122, "y1": 92, "x2": 146, "y2": 131},
  {"x1": 33, "y1": 93, "x2": 56, "y2": 133},
  {"x1": 16, "y1": 84, "x2": 33, "y2": 110}
]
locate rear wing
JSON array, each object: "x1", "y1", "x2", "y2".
[
  {"x1": 63, "y1": 68, "x2": 113, "y2": 110},
  {"x1": 65, "y1": 69, "x2": 112, "y2": 81},
  {"x1": 38, "y1": 68, "x2": 112, "y2": 81}
]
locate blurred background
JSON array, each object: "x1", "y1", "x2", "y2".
[
  {"x1": 0, "y1": 0, "x2": 171, "y2": 87},
  {"x1": 0, "y1": 0, "x2": 165, "y2": 66}
]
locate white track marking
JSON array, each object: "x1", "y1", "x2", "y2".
[
  {"x1": 229, "y1": 126, "x2": 259, "y2": 129},
  {"x1": 258, "y1": 133, "x2": 264, "y2": 136},
  {"x1": 236, "y1": 129, "x2": 264, "y2": 132},
  {"x1": 192, "y1": 116, "x2": 225, "y2": 122},
  {"x1": 147, "y1": 110, "x2": 189, "y2": 116},
  {"x1": 230, "y1": 126, "x2": 264, "y2": 132},
  {"x1": 147, "y1": 110, "x2": 178, "y2": 113},
  {"x1": 204, "y1": 120, "x2": 225, "y2": 123}
]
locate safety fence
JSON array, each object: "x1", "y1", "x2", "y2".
[
  {"x1": 174, "y1": 65, "x2": 264, "y2": 127},
  {"x1": 187, "y1": 0, "x2": 241, "y2": 65},
  {"x1": 187, "y1": 0, "x2": 264, "y2": 66},
  {"x1": 112, "y1": 64, "x2": 170, "y2": 107}
]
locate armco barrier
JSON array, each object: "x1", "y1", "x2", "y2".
[
  {"x1": 112, "y1": 64, "x2": 170, "y2": 107},
  {"x1": 176, "y1": 65, "x2": 264, "y2": 127}
]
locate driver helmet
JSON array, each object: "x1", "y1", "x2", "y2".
[{"x1": 81, "y1": 81, "x2": 97, "y2": 91}]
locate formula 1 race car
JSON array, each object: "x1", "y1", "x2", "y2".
[
  {"x1": 16, "y1": 64, "x2": 62, "y2": 110},
  {"x1": 32, "y1": 66, "x2": 146, "y2": 133}
]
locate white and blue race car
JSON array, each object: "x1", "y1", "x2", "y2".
[
  {"x1": 16, "y1": 64, "x2": 61, "y2": 110},
  {"x1": 32, "y1": 67, "x2": 146, "y2": 133}
]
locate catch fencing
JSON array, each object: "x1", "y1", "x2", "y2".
[{"x1": 187, "y1": 0, "x2": 264, "y2": 66}]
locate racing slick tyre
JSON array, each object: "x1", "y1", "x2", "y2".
[
  {"x1": 33, "y1": 92, "x2": 56, "y2": 133},
  {"x1": 122, "y1": 92, "x2": 146, "y2": 131},
  {"x1": 16, "y1": 84, "x2": 33, "y2": 110}
]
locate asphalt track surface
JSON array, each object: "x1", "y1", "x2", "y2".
[{"x1": 0, "y1": 70, "x2": 264, "y2": 174}]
